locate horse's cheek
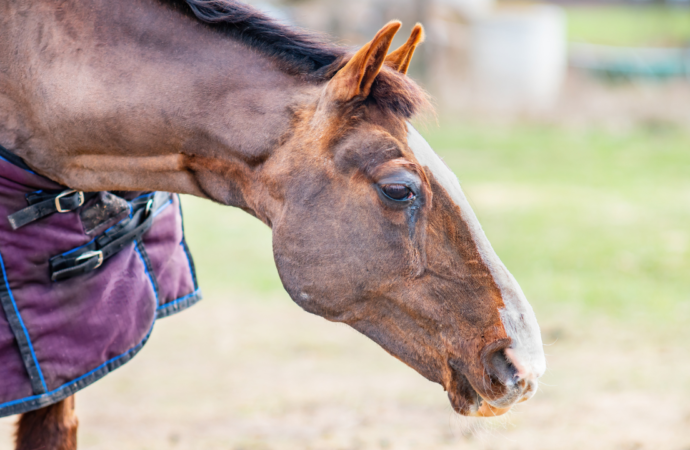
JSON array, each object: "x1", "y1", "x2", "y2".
[{"x1": 270, "y1": 195, "x2": 411, "y2": 320}]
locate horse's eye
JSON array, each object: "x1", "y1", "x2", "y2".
[{"x1": 381, "y1": 184, "x2": 415, "y2": 201}]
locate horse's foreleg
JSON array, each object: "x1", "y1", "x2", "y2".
[{"x1": 15, "y1": 396, "x2": 78, "y2": 450}]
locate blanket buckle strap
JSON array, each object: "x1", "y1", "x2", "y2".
[
  {"x1": 48, "y1": 192, "x2": 169, "y2": 281},
  {"x1": 7, "y1": 189, "x2": 93, "y2": 230},
  {"x1": 75, "y1": 250, "x2": 104, "y2": 270},
  {"x1": 55, "y1": 189, "x2": 85, "y2": 213}
]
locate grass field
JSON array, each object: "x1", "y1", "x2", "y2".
[
  {"x1": 1, "y1": 121, "x2": 689, "y2": 449},
  {"x1": 566, "y1": 6, "x2": 690, "y2": 47}
]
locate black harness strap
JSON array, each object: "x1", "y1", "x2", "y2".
[
  {"x1": 0, "y1": 144, "x2": 99, "y2": 229},
  {"x1": 49, "y1": 192, "x2": 170, "y2": 281},
  {"x1": 0, "y1": 144, "x2": 170, "y2": 282},
  {"x1": 8, "y1": 190, "x2": 97, "y2": 230}
]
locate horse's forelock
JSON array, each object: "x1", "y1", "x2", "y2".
[{"x1": 369, "y1": 68, "x2": 431, "y2": 119}]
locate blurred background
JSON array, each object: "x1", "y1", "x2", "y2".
[{"x1": 2, "y1": 1, "x2": 690, "y2": 449}]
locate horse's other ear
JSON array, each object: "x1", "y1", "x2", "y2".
[
  {"x1": 385, "y1": 23, "x2": 425, "y2": 75},
  {"x1": 328, "y1": 21, "x2": 401, "y2": 101}
]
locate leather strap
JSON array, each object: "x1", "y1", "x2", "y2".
[
  {"x1": 49, "y1": 192, "x2": 170, "y2": 281},
  {"x1": 8, "y1": 190, "x2": 96, "y2": 230},
  {"x1": 0, "y1": 144, "x2": 99, "y2": 229}
]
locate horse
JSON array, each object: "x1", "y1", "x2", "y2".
[{"x1": 0, "y1": 0, "x2": 546, "y2": 448}]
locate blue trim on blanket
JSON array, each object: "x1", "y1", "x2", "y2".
[
  {"x1": 0, "y1": 251, "x2": 47, "y2": 394},
  {"x1": 156, "y1": 288, "x2": 202, "y2": 319},
  {"x1": 152, "y1": 198, "x2": 173, "y2": 218},
  {"x1": 60, "y1": 237, "x2": 98, "y2": 257},
  {"x1": 0, "y1": 317, "x2": 156, "y2": 417},
  {"x1": 159, "y1": 290, "x2": 199, "y2": 311},
  {"x1": 134, "y1": 241, "x2": 159, "y2": 304},
  {"x1": 129, "y1": 193, "x2": 154, "y2": 202},
  {"x1": 177, "y1": 197, "x2": 199, "y2": 291},
  {"x1": 0, "y1": 193, "x2": 202, "y2": 417},
  {"x1": 0, "y1": 155, "x2": 36, "y2": 175},
  {"x1": 155, "y1": 197, "x2": 202, "y2": 319},
  {"x1": 0, "y1": 286, "x2": 201, "y2": 416},
  {"x1": 0, "y1": 243, "x2": 159, "y2": 417}
]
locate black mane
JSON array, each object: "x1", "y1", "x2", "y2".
[
  {"x1": 161, "y1": 0, "x2": 428, "y2": 117},
  {"x1": 161, "y1": 0, "x2": 346, "y2": 77}
]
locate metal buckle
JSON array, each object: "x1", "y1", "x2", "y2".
[
  {"x1": 75, "y1": 250, "x2": 104, "y2": 269},
  {"x1": 145, "y1": 197, "x2": 154, "y2": 216},
  {"x1": 55, "y1": 189, "x2": 85, "y2": 213}
]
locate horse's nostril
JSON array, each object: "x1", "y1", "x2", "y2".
[
  {"x1": 485, "y1": 348, "x2": 519, "y2": 386},
  {"x1": 503, "y1": 347, "x2": 542, "y2": 381},
  {"x1": 478, "y1": 342, "x2": 541, "y2": 409}
]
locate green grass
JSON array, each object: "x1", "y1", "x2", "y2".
[
  {"x1": 566, "y1": 6, "x2": 690, "y2": 47},
  {"x1": 424, "y1": 123, "x2": 690, "y2": 324},
  {"x1": 181, "y1": 122, "x2": 690, "y2": 327},
  {"x1": 181, "y1": 197, "x2": 279, "y2": 295}
]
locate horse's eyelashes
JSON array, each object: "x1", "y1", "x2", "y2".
[{"x1": 381, "y1": 184, "x2": 415, "y2": 202}]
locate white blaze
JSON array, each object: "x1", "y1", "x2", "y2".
[{"x1": 407, "y1": 124, "x2": 546, "y2": 379}]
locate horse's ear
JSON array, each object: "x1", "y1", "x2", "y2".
[
  {"x1": 328, "y1": 21, "x2": 401, "y2": 101},
  {"x1": 385, "y1": 24, "x2": 424, "y2": 75}
]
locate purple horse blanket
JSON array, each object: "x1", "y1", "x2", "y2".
[{"x1": 0, "y1": 149, "x2": 201, "y2": 417}]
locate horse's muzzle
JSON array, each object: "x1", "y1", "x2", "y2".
[
  {"x1": 471, "y1": 377, "x2": 539, "y2": 417},
  {"x1": 449, "y1": 342, "x2": 543, "y2": 417}
]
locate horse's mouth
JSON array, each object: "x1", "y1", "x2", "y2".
[
  {"x1": 449, "y1": 388, "x2": 513, "y2": 418},
  {"x1": 448, "y1": 388, "x2": 510, "y2": 417},
  {"x1": 448, "y1": 373, "x2": 538, "y2": 417},
  {"x1": 470, "y1": 395, "x2": 513, "y2": 417}
]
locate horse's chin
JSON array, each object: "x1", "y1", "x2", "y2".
[
  {"x1": 448, "y1": 387, "x2": 513, "y2": 418},
  {"x1": 447, "y1": 369, "x2": 540, "y2": 417},
  {"x1": 470, "y1": 400, "x2": 512, "y2": 417}
]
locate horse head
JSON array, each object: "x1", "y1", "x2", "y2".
[
  {"x1": 0, "y1": 0, "x2": 544, "y2": 420},
  {"x1": 269, "y1": 22, "x2": 545, "y2": 416}
]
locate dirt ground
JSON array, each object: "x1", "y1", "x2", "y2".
[{"x1": 2, "y1": 292, "x2": 689, "y2": 450}]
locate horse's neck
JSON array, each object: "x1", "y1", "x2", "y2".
[{"x1": 0, "y1": 0, "x2": 310, "y2": 216}]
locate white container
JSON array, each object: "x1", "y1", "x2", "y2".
[
  {"x1": 437, "y1": 0, "x2": 496, "y2": 21},
  {"x1": 469, "y1": 5, "x2": 567, "y2": 111}
]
